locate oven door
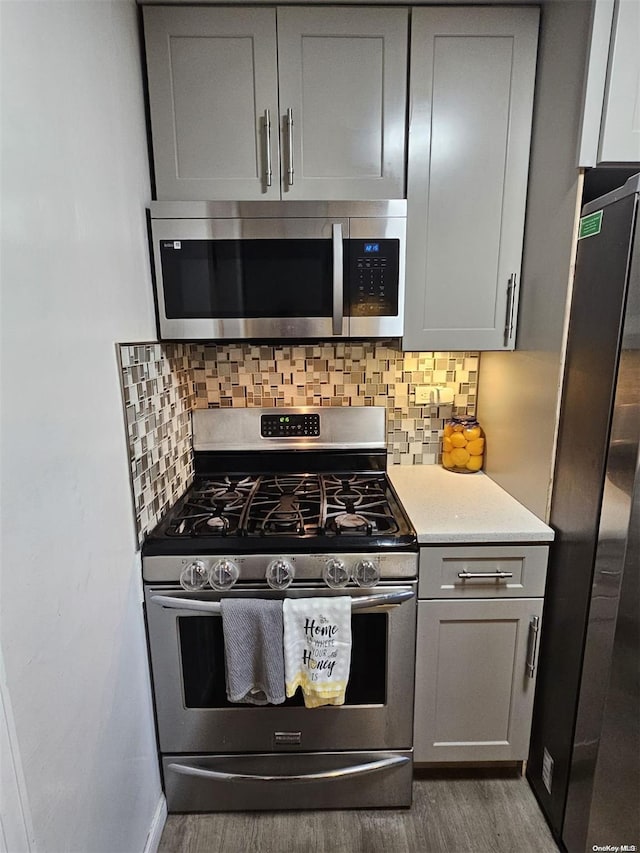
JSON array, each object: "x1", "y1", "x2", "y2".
[
  {"x1": 144, "y1": 582, "x2": 416, "y2": 754},
  {"x1": 151, "y1": 217, "x2": 349, "y2": 340}
]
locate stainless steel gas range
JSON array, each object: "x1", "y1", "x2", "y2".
[{"x1": 142, "y1": 407, "x2": 418, "y2": 812}]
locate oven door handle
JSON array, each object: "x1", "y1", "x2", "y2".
[
  {"x1": 150, "y1": 595, "x2": 224, "y2": 613},
  {"x1": 167, "y1": 754, "x2": 409, "y2": 784},
  {"x1": 351, "y1": 589, "x2": 414, "y2": 609},
  {"x1": 150, "y1": 589, "x2": 414, "y2": 613}
]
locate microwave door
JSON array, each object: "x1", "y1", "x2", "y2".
[{"x1": 151, "y1": 218, "x2": 349, "y2": 340}]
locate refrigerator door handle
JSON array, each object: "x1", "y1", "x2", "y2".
[{"x1": 526, "y1": 614, "x2": 540, "y2": 678}]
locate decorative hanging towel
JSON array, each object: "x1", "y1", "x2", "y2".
[
  {"x1": 220, "y1": 598, "x2": 286, "y2": 705},
  {"x1": 283, "y1": 597, "x2": 352, "y2": 708}
]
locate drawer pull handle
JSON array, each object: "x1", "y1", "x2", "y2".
[
  {"x1": 167, "y1": 754, "x2": 409, "y2": 783},
  {"x1": 526, "y1": 615, "x2": 540, "y2": 678},
  {"x1": 457, "y1": 570, "x2": 514, "y2": 580}
]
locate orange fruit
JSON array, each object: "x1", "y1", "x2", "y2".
[
  {"x1": 450, "y1": 432, "x2": 467, "y2": 448},
  {"x1": 467, "y1": 437, "x2": 485, "y2": 455},
  {"x1": 444, "y1": 424, "x2": 454, "y2": 437},
  {"x1": 466, "y1": 455, "x2": 483, "y2": 471},
  {"x1": 451, "y1": 447, "x2": 470, "y2": 466},
  {"x1": 463, "y1": 426, "x2": 482, "y2": 441},
  {"x1": 442, "y1": 451, "x2": 454, "y2": 468},
  {"x1": 443, "y1": 436, "x2": 453, "y2": 453}
]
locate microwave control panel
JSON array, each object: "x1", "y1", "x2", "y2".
[{"x1": 347, "y1": 239, "x2": 400, "y2": 317}]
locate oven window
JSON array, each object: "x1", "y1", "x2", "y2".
[
  {"x1": 178, "y1": 613, "x2": 387, "y2": 708},
  {"x1": 160, "y1": 239, "x2": 334, "y2": 319}
]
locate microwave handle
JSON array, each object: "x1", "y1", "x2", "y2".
[{"x1": 332, "y1": 223, "x2": 344, "y2": 335}]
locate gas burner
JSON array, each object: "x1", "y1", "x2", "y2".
[
  {"x1": 190, "y1": 514, "x2": 231, "y2": 536},
  {"x1": 205, "y1": 516, "x2": 229, "y2": 531},
  {"x1": 334, "y1": 512, "x2": 372, "y2": 533},
  {"x1": 334, "y1": 490, "x2": 364, "y2": 506}
]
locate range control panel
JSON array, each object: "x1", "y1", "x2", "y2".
[
  {"x1": 261, "y1": 413, "x2": 321, "y2": 438},
  {"x1": 348, "y1": 238, "x2": 400, "y2": 317}
]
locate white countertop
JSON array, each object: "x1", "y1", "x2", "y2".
[{"x1": 388, "y1": 465, "x2": 554, "y2": 544}]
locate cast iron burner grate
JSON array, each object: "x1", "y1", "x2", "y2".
[
  {"x1": 323, "y1": 474, "x2": 399, "y2": 536},
  {"x1": 243, "y1": 474, "x2": 323, "y2": 536},
  {"x1": 164, "y1": 475, "x2": 259, "y2": 537}
]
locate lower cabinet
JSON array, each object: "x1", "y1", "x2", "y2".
[{"x1": 414, "y1": 544, "x2": 548, "y2": 763}]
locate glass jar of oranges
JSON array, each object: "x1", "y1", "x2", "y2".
[{"x1": 442, "y1": 416, "x2": 485, "y2": 473}]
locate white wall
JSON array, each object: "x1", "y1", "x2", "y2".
[
  {"x1": 0, "y1": 2, "x2": 163, "y2": 851},
  {"x1": 477, "y1": 0, "x2": 593, "y2": 521}
]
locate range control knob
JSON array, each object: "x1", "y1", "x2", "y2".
[
  {"x1": 266, "y1": 558, "x2": 295, "y2": 590},
  {"x1": 352, "y1": 559, "x2": 380, "y2": 588},
  {"x1": 180, "y1": 560, "x2": 209, "y2": 591},
  {"x1": 209, "y1": 558, "x2": 240, "y2": 591},
  {"x1": 323, "y1": 558, "x2": 350, "y2": 589}
]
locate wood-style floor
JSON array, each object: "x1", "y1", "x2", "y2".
[{"x1": 158, "y1": 767, "x2": 560, "y2": 853}]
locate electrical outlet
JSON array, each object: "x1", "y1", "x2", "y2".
[{"x1": 414, "y1": 385, "x2": 454, "y2": 405}]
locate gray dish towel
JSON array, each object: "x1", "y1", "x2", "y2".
[{"x1": 220, "y1": 598, "x2": 286, "y2": 705}]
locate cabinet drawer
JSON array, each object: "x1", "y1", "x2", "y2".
[{"x1": 418, "y1": 545, "x2": 548, "y2": 598}]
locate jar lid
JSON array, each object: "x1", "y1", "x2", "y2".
[{"x1": 448, "y1": 415, "x2": 479, "y2": 427}]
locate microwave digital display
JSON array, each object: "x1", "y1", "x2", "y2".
[{"x1": 364, "y1": 243, "x2": 380, "y2": 253}]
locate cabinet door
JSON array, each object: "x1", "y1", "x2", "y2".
[
  {"x1": 276, "y1": 8, "x2": 408, "y2": 200},
  {"x1": 414, "y1": 598, "x2": 543, "y2": 763},
  {"x1": 143, "y1": 7, "x2": 280, "y2": 201},
  {"x1": 599, "y1": 0, "x2": 640, "y2": 162},
  {"x1": 404, "y1": 9, "x2": 539, "y2": 351}
]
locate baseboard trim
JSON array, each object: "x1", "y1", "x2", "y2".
[{"x1": 143, "y1": 795, "x2": 167, "y2": 853}]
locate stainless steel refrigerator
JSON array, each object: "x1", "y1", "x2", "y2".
[{"x1": 527, "y1": 173, "x2": 640, "y2": 852}]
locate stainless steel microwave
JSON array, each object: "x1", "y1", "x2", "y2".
[{"x1": 149, "y1": 201, "x2": 406, "y2": 340}]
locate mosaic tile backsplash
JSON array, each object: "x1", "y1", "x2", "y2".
[
  {"x1": 119, "y1": 341, "x2": 478, "y2": 541},
  {"x1": 119, "y1": 343, "x2": 195, "y2": 543}
]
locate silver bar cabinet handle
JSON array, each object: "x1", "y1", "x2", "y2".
[
  {"x1": 457, "y1": 570, "x2": 513, "y2": 580},
  {"x1": 167, "y1": 754, "x2": 409, "y2": 784},
  {"x1": 526, "y1": 615, "x2": 540, "y2": 678},
  {"x1": 504, "y1": 273, "x2": 517, "y2": 346},
  {"x1": 287, "y1": 107, "x2": 294, "y2": 186},
  {"x1": 150, "y1": 589, "x2": 413, "y2": 614},
  {"x1": 332, "y1": 223, "x2": 344, "y2": 334},
  {"x1": 264, "y1": 109, "x2": 272, "y2": 187}
]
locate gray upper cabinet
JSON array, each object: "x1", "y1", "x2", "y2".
[
  {"x1": 579, "y1": 0, "x2": 640, "y2": 165},
  {"x1": 277, "y1": 8, "x2": 407, "y2": 200},
  {"x1": 143, "y1": 7, "x2": 281, "y2": 201},
  {"x1": 143, "y1": 6, "x2": 408, "y2": 202},
  {"x1": 403, "y1": 8, "x2": 539, "y2": 351},
  {"x1": 599, "y1": 0, "x2": 640, "y2": 161}
]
